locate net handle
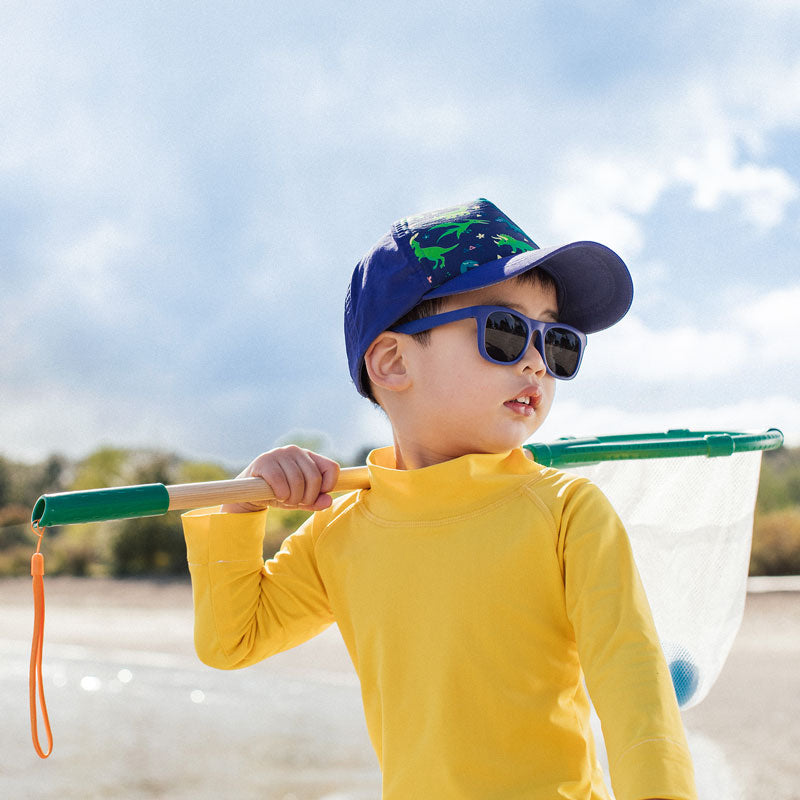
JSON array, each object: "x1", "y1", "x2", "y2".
[
  {"x1": 31, "y1": 467, "x2": 371, "y2": 527},
  {"x1": 524, "y1": 427, "x2": 784, "y2": 468},
  {"x1": 31, "y1": 429, "x2": 784, "y2": 526}
]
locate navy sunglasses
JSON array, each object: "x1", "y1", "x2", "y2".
[{"x1": 392, "y1": 305, "x2": 587, "y2": 380}]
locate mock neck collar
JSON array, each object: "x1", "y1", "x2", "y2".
[{"x1": 361, "y1": 446, "x2": 542, "y2": 521}]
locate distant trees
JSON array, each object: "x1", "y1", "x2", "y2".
[
  {"x1": 751, "y1": 446, "x2": 800, "y2": 575},
  {"x1": 755, "y1": 446, "x2": 800, "y2": 513},
  {"x1": 0, "y1": 443, "x2": 798, "y2": 577},
  {"x1": 0, "y1": 447, "x2": 232, "y2": 578},
  {"x1": 0, "y1": 452, "x2": 69, "y2": 575},
  {"x1": 0, "y1": 443, "x2": 352, "y2": 578}
]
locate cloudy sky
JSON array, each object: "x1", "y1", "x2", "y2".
[{"x1": 2, "y1": 1, "x2": 798, "y2": 468}]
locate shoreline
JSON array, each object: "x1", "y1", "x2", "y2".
[{"x1": 3, "y1": 572, "x2": 799, "y2": 601}]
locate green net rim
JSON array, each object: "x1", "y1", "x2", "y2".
[{"x1": 523, "y1": 428, "x2": 784, "y2": 468}]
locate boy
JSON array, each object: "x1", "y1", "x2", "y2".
[{"x1": 182, "y1": 198, "x2": 697, "y2": 799}]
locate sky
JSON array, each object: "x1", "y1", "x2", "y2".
[{"x1": 1, "y1": 0, "x2": 799, "y2": 469}]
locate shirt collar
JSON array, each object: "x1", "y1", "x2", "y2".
[{"x1": 361, "y1": 445, "x2": 542, "y2": 521}]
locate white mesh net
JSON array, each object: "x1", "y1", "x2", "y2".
[{"x1": 564, "y1": 450, "x2": 763, "y2": 709}]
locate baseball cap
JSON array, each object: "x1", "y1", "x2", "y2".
[{"x1": 344, "y1": 198, "x2": 633, "y2": 396}]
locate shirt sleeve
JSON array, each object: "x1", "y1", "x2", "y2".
[
  {"x1": 182, "y1": 505, "x2": 335, "y2": 670},
  {"x1": 561, "y1": 481, "x2": 698, "y2": 800}
]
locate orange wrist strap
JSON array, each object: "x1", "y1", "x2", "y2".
[{"x1": 30, "y1": 524, "x2": 53, "y2": 758}]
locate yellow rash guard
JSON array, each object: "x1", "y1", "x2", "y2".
[{"x1": 183, "y1": 447, "x2": 697, "y2": 800}]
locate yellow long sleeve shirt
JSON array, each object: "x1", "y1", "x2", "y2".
[{"x1": 182, "y1": 446, "x2": 697, "y2": 800}]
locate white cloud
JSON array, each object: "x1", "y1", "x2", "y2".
[
  {"x1": 547, "y1": 156, "x2": 668, "y2": 258},
  {"x1": 579, "y1": 283, "x2": 800, "y2": 384},
  {"x1": 54, "y1": 221, "x2": 139, "y2": 309},
  {"x1": 758, "y1": 59, "x2": 800, "y2": 128},
  {"x1": 541, "y1": 45, "x2": 800, "y2": 254},
  {"x1": 379, "y1": 99, "x2": 473, "y2": 152},
  {"x1": 675, "y1": 136, "x2": 799, "y2": 230},
  {"x1": 580, "y1": 316, "x2": 747, "y2": 382},
  {"x1": 736, "y1": 285, "x2": 800, "y2": 364}
]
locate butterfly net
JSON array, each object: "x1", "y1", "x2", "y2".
[{"x1": 564, "y1": 449, "x2": 763, "y2": 709}]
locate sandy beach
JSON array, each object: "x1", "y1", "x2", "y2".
[{"x1": 1, "y1": 576, "x2": 798, "y2": 799}]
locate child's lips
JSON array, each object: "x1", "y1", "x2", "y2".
[{"x1": 504, "y1": 387, "x2": 543, "y2": 415}]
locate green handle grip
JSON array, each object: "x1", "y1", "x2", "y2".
[{"x1": 32, "y1": 484, "x2": 170, "y2": 527}]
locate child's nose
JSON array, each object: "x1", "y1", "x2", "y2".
[{"x1": 518, "y1": 335, "x2": 548, "y2": 377}]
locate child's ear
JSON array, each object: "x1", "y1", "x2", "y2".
[{"x1": 364, "y1": 332, "x2": 412, "y2": 394}]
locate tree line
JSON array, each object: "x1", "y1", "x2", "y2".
[
  {"x1": 749, "y1": 444, "x2": 800, "y2": 575},
  {"x1": 0, "y1": 443, "x2": 798, "y2": 578}
]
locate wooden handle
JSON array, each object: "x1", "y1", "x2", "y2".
[{"x1": 165, "y1": 466, "x2": 371, "y2": 511}]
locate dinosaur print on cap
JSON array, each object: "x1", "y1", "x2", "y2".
[
  {"x1": 398, "y1": 198, "x2": 539, "y2": 287},
  {"x1": 409, "y1": 234, "x2": 459, "y2": 271}
]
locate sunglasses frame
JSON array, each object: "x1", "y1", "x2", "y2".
[{"x1": 392, "y1": 304, "x2": 587, "y2": 380}]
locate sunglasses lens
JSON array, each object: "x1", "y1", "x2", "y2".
[
  {"x1": 483, "y1": 311, "x2": 583, "y2": 377},
  {"x1": 544, "y1": 328, "x2": 582, "y2": 377},
  {"x1": 484, "y1": 312, "x2": 529, "y2": 363}
]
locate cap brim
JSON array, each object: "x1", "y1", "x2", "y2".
[{"x1": 423, "y1": 241, "x2": 633, "y2": 334}]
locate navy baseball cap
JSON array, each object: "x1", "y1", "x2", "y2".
[{"x1": 344, "y1": 198, "x2": 633, "y2": 396}]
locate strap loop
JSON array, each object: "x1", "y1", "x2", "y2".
[{"x1": 30, "y1": 523, "x2": 53, "y2": 758}]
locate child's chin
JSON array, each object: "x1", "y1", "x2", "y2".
[{"x1": 477, "y1": 434, "x2": 535, "y2": 454}]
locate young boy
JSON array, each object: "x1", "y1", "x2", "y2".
[{"x1": 182, "y1": 198, "x2": 697, "y2": 799}]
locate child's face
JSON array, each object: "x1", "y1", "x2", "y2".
[{"x1": 395, "y1": 275, "x2": 557, "y2": 468}]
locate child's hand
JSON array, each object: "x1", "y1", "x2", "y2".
[{"x1": 221, "y1": 446, "x2": 340, "y2": 514}]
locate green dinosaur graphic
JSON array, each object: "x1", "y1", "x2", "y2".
[
  {"x1": 431, "y1": 218, "x2": 489, "y2": 241},
  {"x1": 492, "y1": 233, "x2": 535, "y2": 253},
  {"x1": 409, "y1": 233, "x2": 459, "y2": 270}
]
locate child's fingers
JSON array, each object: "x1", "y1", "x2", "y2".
[
  {"x1": 289, "y1": 448, "x2": 341, "y2": 508},
  {"x1": 282, "y1": 451, "x2": 340, "y2": 511},
  {"x1": 275, "y1": 448, "x2": 323, "y2": 507},
  {"x1": 253, "y1": 455, "x2": 294, "y2": 504},
  {"x1": 223, "y1": 446, "x2": 341, "y2": 514},
  {"x1": 259, "y1": 446, "x2": 339, "y2": 508},
  {"x1": 308, "y1": 451, "x2": 341, "y2": 496}
]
